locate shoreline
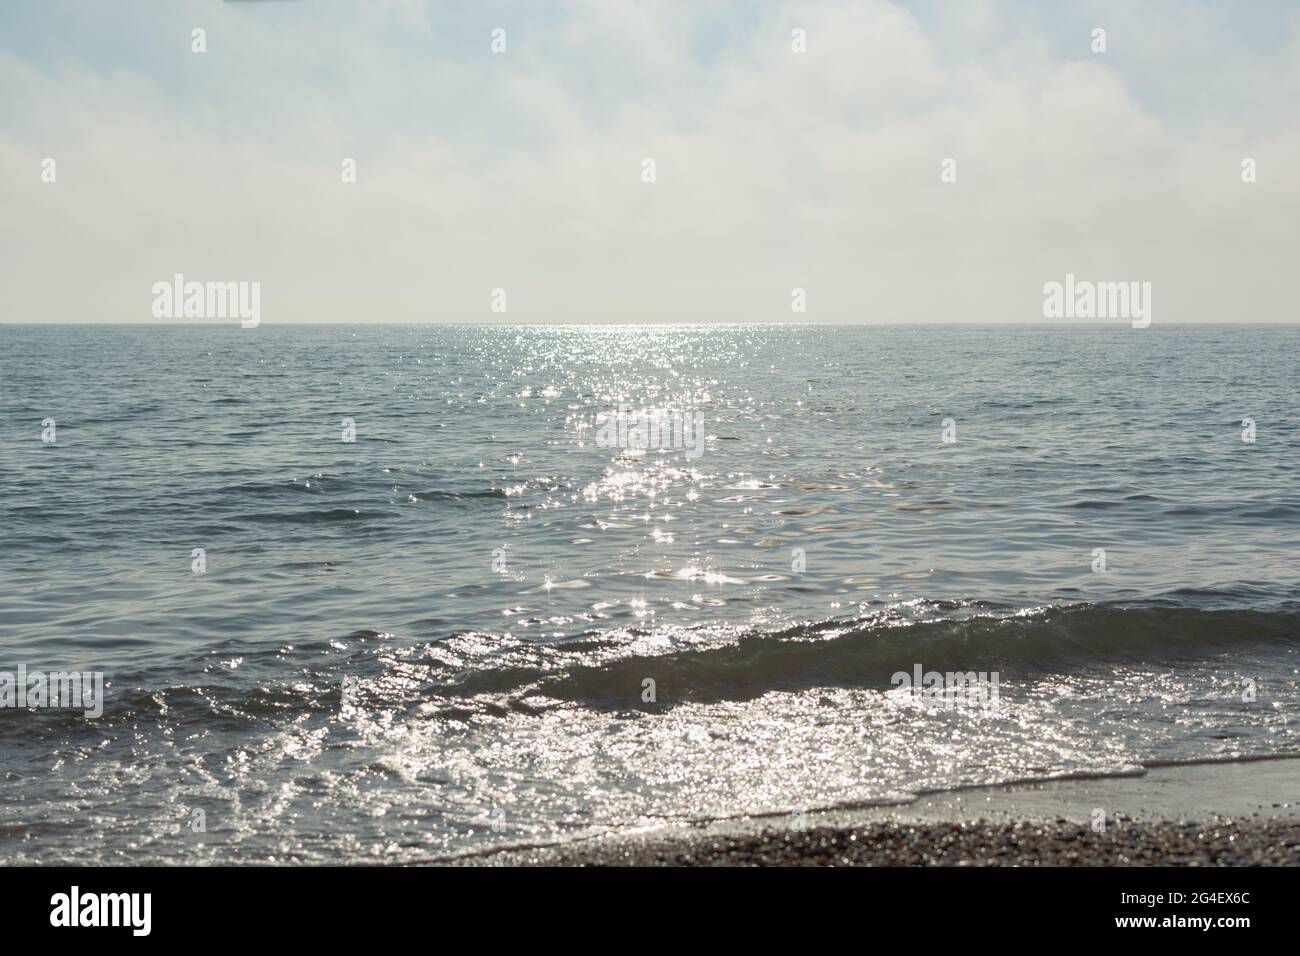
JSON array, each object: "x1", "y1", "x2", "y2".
[{"x1": 461, "y1": 757, "x2": 1300, "y2": 866}]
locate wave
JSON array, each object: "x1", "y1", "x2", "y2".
[
  {"x1": 409, "y1": 488, "x2": 508, "y2": 501},
  {"x1": 493, "y1": 602, "x2": 1300, "y2": 709},
  {"x1": 5, "y1": 600, "x2": 1295, "y2": 736},
  {"x1": 231, "y1": 508, "x2": 395, "y2": 524}
]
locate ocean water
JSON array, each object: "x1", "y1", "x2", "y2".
[{"x1": 1, "y1": 323, "x2": 1297, "y2": 864}]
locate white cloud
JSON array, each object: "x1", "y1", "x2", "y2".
[{"x1": 1, "y1": 0, "x2": 1297, "y2": 323}]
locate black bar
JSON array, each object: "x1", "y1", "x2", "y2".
[{"x1": 3, "y1": 865, "x2": 1279, "y2": 941}]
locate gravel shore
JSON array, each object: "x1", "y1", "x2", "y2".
[
  {"x1": 497, "y1": 818, "x2": 1300, "y2": 866},
  {"x1": 462, "y1": 759, "x2": 1300, "y2": 866}
]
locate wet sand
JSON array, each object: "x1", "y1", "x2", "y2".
[{"x1": 464, "y1": 758, "x2": 1300, "y2": 866}]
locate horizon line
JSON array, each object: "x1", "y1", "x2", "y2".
[{"x1": 3, "y1": 321, "x2": 1296, "y2": 329}]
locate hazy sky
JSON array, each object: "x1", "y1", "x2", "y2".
[{"x1": 2, "y1": 0, "x2": 1298, "y2": 324}]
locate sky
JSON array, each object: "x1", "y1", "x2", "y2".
[{"x1": 2, "y1": 0, "x2": 1298, "y2": 324}]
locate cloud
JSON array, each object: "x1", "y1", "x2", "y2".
[{"x1": 1, "y1": 0, "x2": 1297, "y2": 323}]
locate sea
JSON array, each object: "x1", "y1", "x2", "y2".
[{"x1": 1, "y1": 323, "x2": 1297, "y2": 863}]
